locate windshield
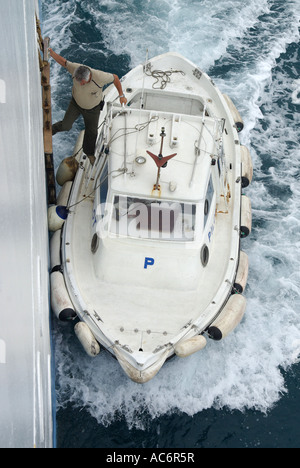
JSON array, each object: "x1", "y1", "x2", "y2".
[{"x1": 110, "y1": 195, "x2": 196, "y2": 241}]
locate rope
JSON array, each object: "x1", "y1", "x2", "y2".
[
  {"x1": 144, "y1": 69, "x2": 186, "y2": 89},
  {"x1": 67, "y1": 167, "x2": 126, "y2": 210}
]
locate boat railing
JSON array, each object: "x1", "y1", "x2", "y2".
[
  {"x1": 83, "y1": 103, "x2": 116, "y2": 190},
  {"x1": 85, "y1": 99, "x2": 227, "y2": 198}
]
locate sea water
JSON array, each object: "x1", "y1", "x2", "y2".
[{"x1": 41, "y1": 0, "x2": 300, "y2": 448}]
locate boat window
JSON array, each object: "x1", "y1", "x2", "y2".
[
  {"x1": 100, "y1": 162, "x2": 108, "y2": 206},
  {"x1": 204, "y1": 176, "x2": 214, "y2": 226},
  {"x1": 128, "y1": 91, "x2": 204, "y2": 116},
  {"x1": 110, "y1": 195, "x2": 196, "y2": 241}
]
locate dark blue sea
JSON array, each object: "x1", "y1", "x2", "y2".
[{"x1": 41, "y1": 0, "x2": 300, "y2": 449}]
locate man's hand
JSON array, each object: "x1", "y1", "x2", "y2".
[
  {"x1": 113, "y1": 74, "x2": 127, "y2": 106},
  {"x1": 49, "y1": 48, "x2": 67, "y2": 68},
  {"x1": 119, "y1": 95, "x2": 128, "y2": 106}
]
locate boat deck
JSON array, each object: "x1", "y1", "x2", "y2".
[{"x1": 65, "y1": 184, "x2": 235, "y2": 354}]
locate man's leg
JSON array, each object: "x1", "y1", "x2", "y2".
[
  {"x1": 52, "y1": 98, "x2": 81, "y2": 135},
  {"x1": 81, "y1": 103, "x2": 102, "y2": 163}
]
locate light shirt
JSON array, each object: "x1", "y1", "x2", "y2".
[{"x1": 66, "y1": 61, "x2": 114, "y2": 109}]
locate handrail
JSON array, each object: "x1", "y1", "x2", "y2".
[{"x1": 190, "y1": 105, "x2": 207, "y2": 187}]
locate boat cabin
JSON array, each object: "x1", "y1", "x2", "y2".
[{"x1": 89, "y1": 88, "x2": 228, "y2": 291}]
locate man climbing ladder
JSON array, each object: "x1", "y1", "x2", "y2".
[{"x1": 49, "y1": 48, "x2": 127, "y2": 165}]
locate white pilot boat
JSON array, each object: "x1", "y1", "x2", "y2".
[{"x1": 48, "y1": 52, "x2": 253, "y2": 383}]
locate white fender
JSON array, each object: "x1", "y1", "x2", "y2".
[
  {"x1": 49, "y1": 229, "x2": 76, "y2": 321},
  {"x1": 74, "y1": 322, "x2": 100, "y2": 357},
  {"x1": 174, "y1": 335, "x2": 207, "y2": 358},
  {"x1": 223, "y1": 94, "x2": 244, "y2": 132},
  {"x1": 113, "y1": 346, "x2": 169, "y2": 384},
  {"x1": 48, "y1": 205, "x2": 69, "y2": 232},
  {"x1": 240, "y1": 145, "x2": 253, "y2": 188},
  {"x1": 50, "y1": 229, "x2": 61, "y2": 269},
  {"x1": 57, "y1": 180, "x2": 73, "y2": 207},
  {"x1": 50, "y1": 270, "x2": 76, "y2": 321},
  {"x1": 208, "y1": 294, "x2": 246, "y2": 341},
  {"x1": 56, "y1": 156, "x2": 79, "y2": 186},
  {"x1": 234, "y1": 251, "x2": 249, "y2": 294},
  {"x1": 56, "y1": 130, "x2": 84, "y2": 186},
  {"x1": 240, "y1": 195, "x2": 252, "y2": 238}
]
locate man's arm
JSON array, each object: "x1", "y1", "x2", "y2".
[
  {"x1": 113, "y1": 74, "x2": 127, "y2": 106},
  {"x1": 49, "y1": 48, "x2": 67, "y2": 68}
]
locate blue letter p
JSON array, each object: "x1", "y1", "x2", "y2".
[{"x1": 144, "y1": 257, "x2": 155, "y2": 269}]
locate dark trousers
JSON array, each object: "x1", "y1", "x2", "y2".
[{"x1": 52, "y1": 97, "x2": 102, "y2": 156}]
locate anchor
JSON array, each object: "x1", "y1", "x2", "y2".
[{"x1": 147, "y1": 127, "x2": 177, "y2": 194}]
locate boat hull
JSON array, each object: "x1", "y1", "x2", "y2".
[{"x1": 50, "y1": 52, "x2": 252, "y2": 382}]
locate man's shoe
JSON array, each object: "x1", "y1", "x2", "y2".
[{"x1": 87, "y1": 155, "x2": 96, "y2": 166}]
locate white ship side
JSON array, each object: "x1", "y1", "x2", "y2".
[{"x1": 0, "y1": 0, "x2": 54, "y2": 448}]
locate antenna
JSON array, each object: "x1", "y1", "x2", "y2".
[
  {"x1": 134, "y1": 49, "x2": 149, "y2": 160},
  {"x1": 141, "y1": 48, "x2": 149, "y2": 110},
  {"x1": 147, "y1": 127, "x2": 177, "y2": 193}
]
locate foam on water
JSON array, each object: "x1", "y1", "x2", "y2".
[
  {"x1": 80, "y1": 0, "x2": 273, "y2": 70},
  {"x1": 292, "y1": 79, "x2": 300, "y2": 105},
  {"x1": 42, "y1": 0, "x2": 300, "y2": 428}
]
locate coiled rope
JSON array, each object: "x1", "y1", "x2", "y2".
[{"x1": 144, "y1": 68, "x2": 185, "y2": 89}]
